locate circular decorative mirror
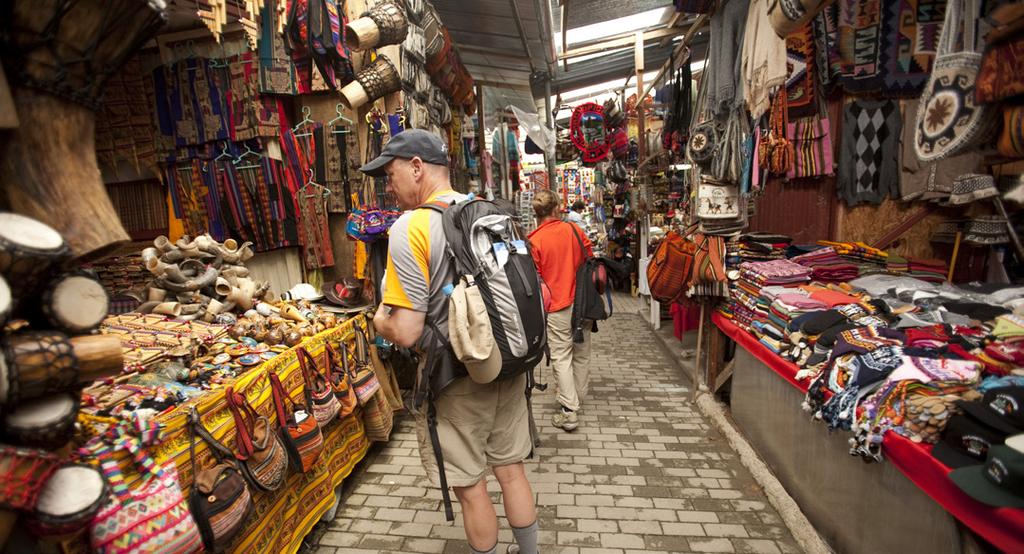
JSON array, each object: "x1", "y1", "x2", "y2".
[{"x1": 570, "y1": 102, "x2": 610, "y2": 163}]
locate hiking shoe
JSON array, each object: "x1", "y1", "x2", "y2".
[{"x1": 551, "y1": 410, "x2": 578, "y2": 431}]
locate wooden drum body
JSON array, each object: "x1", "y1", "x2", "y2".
[{"x1": 0, "y1": 0, "x2": 167, "y2": 262}]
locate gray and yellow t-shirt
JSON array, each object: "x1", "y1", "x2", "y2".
[{"x1": 381, "y1": 190, "x2": 468, "y2": 346}]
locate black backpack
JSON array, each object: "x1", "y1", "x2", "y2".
[
  {"x1": 417, "y1": 196, "x2": 547, "y2": 520},
  {"x1": 568, "y1": 225, "x2": 613, "y2": 342}
]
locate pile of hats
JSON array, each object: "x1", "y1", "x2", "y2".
[{"x1": 938, "y1": 386, "x2": 1024, "y2": 508}]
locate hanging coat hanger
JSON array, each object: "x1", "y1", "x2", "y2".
[
  {"x1": 299, "y1": 169, "x2": 331, "y2": 199},
  {"x1": 328, "y1": 103, "x2": 353, "y2": 134},
  {"x1": 292, "y1": 106, "x2": 315, "y2": 137},
  {"x1": 214, "y1": 141, "x2": 234, "y2": 161},
  {"x1": 233, "y1": 143, "x2": 262, "y2": 170}
]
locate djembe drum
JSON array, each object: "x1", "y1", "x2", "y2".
[
  {"x1": 0, "y1": 213, "x2": 69, "y2": 302},
  {"x1": 27, "y1": 463, "x2": 107, "y2": 538},
  {"x1": 0, "y1": 0, "x2": 167, "y2": 262}
]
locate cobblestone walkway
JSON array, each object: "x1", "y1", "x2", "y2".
[{"x1": 315, "y1": 294, "x2": 802, "y2": 554}]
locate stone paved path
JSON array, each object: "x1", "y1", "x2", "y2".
[{"x1": 314, "y1": 294, "x2": 802, "y2": 554}]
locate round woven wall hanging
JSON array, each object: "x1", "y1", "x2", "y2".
[{"x1": 570, "y1": 102, "x2": 610, "y2": 163}]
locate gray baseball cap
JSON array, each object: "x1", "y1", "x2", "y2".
[{"x1": 359, "y1": 129, "x2": 449, "y2": 176}]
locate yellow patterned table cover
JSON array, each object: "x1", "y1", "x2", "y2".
[{"x1": 63, "y1": 317, "x2": 372, "y2": 554}]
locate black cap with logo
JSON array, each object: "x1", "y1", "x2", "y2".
[
  {"x1": 932, "y1": 412, "x2": 1008, "y2": 468},
  {"x1": 359, "y1": 129, "x2": 450, "y2": 176},
  {"x1": 957, "y1": 386, "x2": 1024, "y2": 435},
  {"x1": 950, "y1": 442, "x2": 1024, "y2": 508}
]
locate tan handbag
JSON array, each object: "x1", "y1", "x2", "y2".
[{"x1": 361, "y1": 391, "x2": 394, "y2": 442}]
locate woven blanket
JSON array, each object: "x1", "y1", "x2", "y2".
[
  {"x1": 878, "y1": 0, "x2": 945, "y2": 95},
  {"x1": 838, "y1": 0, "x2": 885, "y2": 93},
  {"x1": 786, "y1": 23, "x2": 818, "y2": 118}
]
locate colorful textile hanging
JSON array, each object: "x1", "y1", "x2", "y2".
[
  {"x1": 786, "y1": 23, "x2": 817, "y2": 119},
  {"x1": 878, "y1": 0, "x2": 946, "y2": 95},
  {"x1": 96, "y1": 57, "x2": 158, "y2": 174},
  {"x1": 259, "y1": 0, "x2": 299, "y2": 95},
  {"x1": 838, "y1": 0, "x2": 885, "y2": 93},
  {"x1": 812, "y1": 3, "x2": 843, "y2": 92},
  {"x1": 281, "y1": 125, "x2": 336, "y2": 269}
]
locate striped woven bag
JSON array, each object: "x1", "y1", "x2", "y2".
[
  {"x1": 269, "y1": 371, "x2": 324, "y2": 473},
  {"x1": 90, "y1": 435, "x2": 202, "y2": 554},
  {"x1": 786, "y1": 116, "x2": 834, "y2": 179}
]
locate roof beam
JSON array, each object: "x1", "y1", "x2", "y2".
[
  {"x1": 459, "y1": 44, "x2": 533, "y2": 60},
  {"x1": 559, "y1": 26, "x2": 683, "y2": 61},
  {"x1": 638, "y1": 12, "x2": 709, "y2": 99},
  {"x1": 477, "y1": 80, "x2": 534, "y2": 91}
]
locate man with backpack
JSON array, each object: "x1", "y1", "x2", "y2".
[
  {"x1": 529, "y1": 189, "x2": 594, "y2": 431},
  {"x1": 363, "y1": 130, "x2": 541, "y2": 554}
]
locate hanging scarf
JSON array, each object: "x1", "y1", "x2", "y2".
[{"x1": 281, "y1": 125, "x2": 335, "y2": 269}]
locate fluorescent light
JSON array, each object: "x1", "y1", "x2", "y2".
[{"x1": 556, "y1": 7, "x2": 672, "y2": 50}]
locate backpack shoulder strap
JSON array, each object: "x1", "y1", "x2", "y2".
[
  {"x1": 416, "y1": 199, "x2": 451, "y2": 213},
  {"x1": 569, "y1": 223, "x2": 592, "y2": 261}
]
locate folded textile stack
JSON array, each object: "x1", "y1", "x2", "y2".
[
  {"x1": 732, "y1": 233, "x2": 793, "y2": 262},
  {"x1": 730, "y1": 260, "x2": 810, "y2": 352},
  {"x1": 739, "y1": 259, "x2": 813, "y2": 286},
  {"x1": 790, "y1": 247, "x2": 860, "y2": 282},
  {"x1": 907, "y1": 258, "x2": 948, "y2": 283},
  {"x1": 819, "y1": 240, "x2": 889, "y2": 276}
]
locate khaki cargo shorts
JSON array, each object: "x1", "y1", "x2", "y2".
[{"x1": 414, "y1": 373, "x2": 532, "y2": 488}]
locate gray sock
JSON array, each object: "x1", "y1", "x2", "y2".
[
  {"x1": 470, "y1": 542, "x2": 497, "y2": 554},
  {"x1": 512, "y1": 520, "x2": 539, "y2": 554}
]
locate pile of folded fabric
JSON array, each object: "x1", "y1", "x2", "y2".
[
  {"x1": 819, "y1": 240, "x2": 889, "y2": 276},
  {"x1": 875, "y1": 254, "x2": 948, "y2": 284},
  {"x1": 790, "y1": 246, "x2": 860, "y2": 282},
  {"x1": 906, "y1": 257, "x2": 948, "y2": 283},
  {"x1": 733, "y1": 233, "x2": 793, "y2": 262}
]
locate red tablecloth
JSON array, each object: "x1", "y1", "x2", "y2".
[{"x1": 713, "y1": 312, "x2": 1024, "y2": 553}]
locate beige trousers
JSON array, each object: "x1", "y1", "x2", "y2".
[{"x1": 546, "y1": 306, "x2": 592, "y2": 411}]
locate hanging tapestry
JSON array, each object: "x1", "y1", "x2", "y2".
[
  {"x1": 229, "y1": 52, "x2": 284, "y2": 141},
  {"x1": 167, "y1": 159, "x2": 215, "y2": 239},
  {"x1": 95, "y1": 57, "x2": 158, "y2": 174},
  {"x1": 786, "y1": 23, "x2": 818, "y2": 119},
  {"x1": 812, "y1": 3, "x2": 842, "y2": 92},
  {"x1": 322, "y1": 126, "x2": 359, "y2": 213},
  {"x1": 878, "y1": 0, "x2": 946, "y2": 96},
  {"x1": 260, "y1": 0, "x2": 299, "y2": 95},
  {"x1": 838, "y1": 99, "x2": 901, "y2": 206},
  {"x1": 838, "y1": 0, "x2": 885, "y2": 93}
]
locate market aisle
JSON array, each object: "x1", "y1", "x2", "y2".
[{"x1": 314, "y1": 293, "x2": 802, "y2": 554}]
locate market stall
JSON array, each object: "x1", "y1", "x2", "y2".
[
  {"x1": 715, "y1": 312, "x2": 1024, "y2": 554},
  {"x1": 0, "y1": 0, "x2": 480, "y2": 550},
  {"x1": 632, "y1": 0, "x2": 1024, "y2": 551},
  {"x1": 65, "y1": 317, "x2": 376, "y2": 554}
]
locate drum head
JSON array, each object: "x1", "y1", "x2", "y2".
[
  {"x1": 3, "y1": 393, "x2": 77, "y2": 431},
  {"x1": 0, "y1": 276, "x2": 10, "y2": 319},
  {"x1": 35, "y1": 464, "x2": 104, "y2": 518},
  {"x1": 0, "y1": 213, "x2": 64, "y2": 252},
  {"x1": 49, "y1": 275, "x2": 108, "y2": 331}
]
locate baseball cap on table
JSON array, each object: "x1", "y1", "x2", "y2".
[
  {"x1": 932, "y1": 413, "x2": 1008, "y2": 468},
  {"x1": 447, "y1": 275, "x2": 501, "y2": 384},
  {"x1": 957, "y1": 386, "x2": 1024, "y2": 435},
  {"x1": 359, "y1": 129, "x2": 449, "y2": 176},
  {"x1": 949, "y1": 442, "x2": 1024, "y2": 508}
]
